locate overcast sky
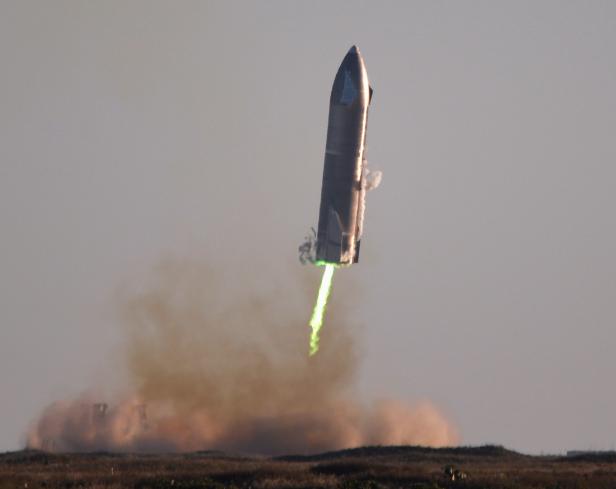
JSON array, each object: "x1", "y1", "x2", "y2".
[{"x1": 1, "y1": 1, "x2": 616, "y2": 454}]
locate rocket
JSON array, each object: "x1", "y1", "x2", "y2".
[{"x1": 315, "y1": 45, "x2": 373, "y2": 266}]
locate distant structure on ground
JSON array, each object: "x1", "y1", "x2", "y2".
[
  {"x1": 135, "y1": 403, "x2": 148, "y2": 430},
  {"x1": 567, "y1": 450, "x2": 616, "y2": 457},
  {"x1": 92, "y1": 403, "x2": 108, "y2": 421},
  {"x1": 444, "y1": 465, "x2": 468, "y2": 481}
]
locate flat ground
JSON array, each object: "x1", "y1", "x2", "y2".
[{"x1": 1, "y1": 445, "x2": 615, "y2": 489}]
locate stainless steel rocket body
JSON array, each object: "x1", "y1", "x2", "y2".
[{"x1": 316, "y1": 46, "x2": 372, "y2": 266}]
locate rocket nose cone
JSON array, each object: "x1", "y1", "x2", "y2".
[
  {"x1": 330, "y1": 45, "x2": 369, "y2": 106},
  {"x1": 340, "y1": 45, "x2": 362, "y2": 70}
]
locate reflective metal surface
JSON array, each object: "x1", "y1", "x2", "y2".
[{"x1": 316, "y1": 45, "x2": 372, "y2": 265}]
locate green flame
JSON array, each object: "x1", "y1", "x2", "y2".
[{"x1": 309, "y1": 263, "x2": 336, "y2": 356}]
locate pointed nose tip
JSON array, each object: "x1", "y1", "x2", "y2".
[{"x1": 348, "y1": 45, "x2": 359, "y2": 55}]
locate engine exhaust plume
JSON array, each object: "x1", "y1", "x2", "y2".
[{"x1": 308, "y1": 263, "x2": 336, "y2": 356}]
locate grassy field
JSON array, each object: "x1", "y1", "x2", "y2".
[{"x1": 1, "y1": 445, "x2": 616, "y2": 489}]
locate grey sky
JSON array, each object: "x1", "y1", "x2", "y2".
[{"x1": 1, "y1": 1, "x2": 615, "y2": 454}]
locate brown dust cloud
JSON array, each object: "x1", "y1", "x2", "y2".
[{"x1": 28, "y1": 259, "x2": 458, "y2": 455}]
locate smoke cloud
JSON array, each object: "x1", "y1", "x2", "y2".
[{"x1": 27, "y1": 258, "x2": 458, "y2": 455}]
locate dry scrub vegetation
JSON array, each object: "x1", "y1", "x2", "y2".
[{"x1": 2, "y1": 445, "x2": 616, "y2": 489}]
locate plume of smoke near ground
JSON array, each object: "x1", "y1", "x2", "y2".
[{"x1": 27, "y1": 258, "x2": 458, "y2": 455}]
